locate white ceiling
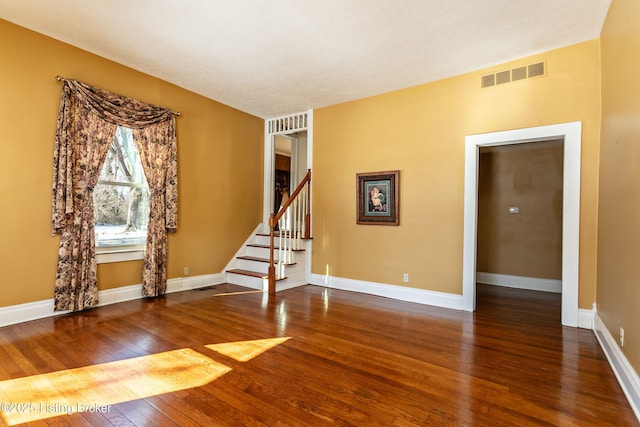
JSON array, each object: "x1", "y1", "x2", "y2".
[{"x1": 0, "y1": 0, "x2": 611, "y2": 119}]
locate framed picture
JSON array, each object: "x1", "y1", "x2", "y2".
[{"x1": 356, "y1": 170, "x2": 399, "y2": 225}]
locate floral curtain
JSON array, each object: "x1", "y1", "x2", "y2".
[
  {"x1": 52, "y1": 79, "x2": 177, "y2": 311},
  {"x1": 132, "y1": 123, "x2": 177, "y2": 296}
]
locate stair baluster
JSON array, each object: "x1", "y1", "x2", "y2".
[{"x1": 269, "y1": 170, "x2": 311, "y2": 296}]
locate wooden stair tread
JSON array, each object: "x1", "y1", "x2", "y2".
[
  {"x1": 226, "y1": 269, "x2": 264, "y2": 278},
  {"x1": 247, "y1": 244, "x2": 305, "y2": 252},
  {"x1": 257, "y1": 233, "x2": 313, "y2": 240},
  {"x1": 237, "y1": 255, "x2": 296, "y2": 265},
  {"x1": 226, "y1": 269, "x2": 287, "y2": 280}
]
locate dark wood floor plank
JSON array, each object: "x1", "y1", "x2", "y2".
[{"x1": 0, "y1": 283, "x2": 637, "y2": 426}]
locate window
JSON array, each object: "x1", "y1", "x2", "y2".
[{"x1": 94, "y1": 126, "x2": 149, "y2": 251}]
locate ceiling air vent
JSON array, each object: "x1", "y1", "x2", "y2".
[{"x1": 481, "y1": 61, "x2": 546, "y2": 88}]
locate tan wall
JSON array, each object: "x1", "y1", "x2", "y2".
[
  {"x1": 0, "y1": 20, "x2": 264, "y2": 307},
  {"x1": 598, "y1": 0, "x2": 640, "y2": 373},
  {"x1": 313, "y1": 40, "x2": 601, "y2": 309},
  {"x1": 477, "y1": 144, "x2": 563, "y2": 281}
]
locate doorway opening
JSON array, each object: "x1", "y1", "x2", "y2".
[
  {"x1": 462, "y1": 122, "x2": 581, "y2": 327},
  {"x1": 273, "y1": 133, "x2": 309, "y2": 215},
  {"x1": 476, "y1": 140, "x2": 564, "y2": 319},
  {"x1": 273, "y1": 135, "x2": 292, "y2": 216},
  {"x1": 263, "y1": 110, "x2": 313, "y2": 225}
]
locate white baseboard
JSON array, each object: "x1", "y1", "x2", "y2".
[
  {"x1": 0, "y1": 273, "x2": 225, "y2": 328},
  {"x1": 167, "y1": 273, "x2": 225, "y2": 293},
  {"x1": 309, "y1": 273, "x2": 593, "y2": 329},
  {"x1": 578, "y1": 307, "x2": 594, "y2": 330},
  {"x1": 97, "y1": 283, "x2": 144, "y2": 306},
  {"x1": 309, "y1": 273, "x2": 463, "y2": 310},
  {"x1": 0, "y1": 299, "x2": 60, "y2": 328},
  {"x1": 476, "y1": 272, "x2": 562, "y2": 293},
  {"x1": 593, "y1": 313, "x2": 640, "y2": 422}
]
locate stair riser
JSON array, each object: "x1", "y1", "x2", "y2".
[
  {"x1": 246, "y1": 246, "x2": 298, "y2": 262},
  {"x1": 246, "y1": 246, "x2": 270, "y2": 259},
  {"x1": 253, "y1": 235, "x2": 271, "y2": 246},
  {"x1": 254, "y1": 234, "x2": 305, "y2": 249},
  {"x1": 236, "y1": 259, "x2": 270, "y2": 273},
  {"x1": 226, "y1": 272, "x2": 264, "y2": 290}
]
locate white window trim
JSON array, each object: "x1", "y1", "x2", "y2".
[{"x1": 96, "y1": 245, "x2": 145, "y2": 264}]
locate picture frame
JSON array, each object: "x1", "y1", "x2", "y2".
[{"x1": 356, "y1": 170, "x2": 399, "y2": 225}]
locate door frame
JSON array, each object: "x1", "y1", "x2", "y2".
[
  {"x1": 263, "y1": 110, "x2": 314, "y2": 225},
  {"x1": 462, "y1": 121, "x2": 582, "y2": 327}
]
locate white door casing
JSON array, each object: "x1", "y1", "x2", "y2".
[
  {"x1": 463, "y1": 121, "x2": 581, "y2": 327},
  {"x1": 263, "y1": 110, "x2": 314, "y2": 227}
]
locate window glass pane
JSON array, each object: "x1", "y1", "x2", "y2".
[
  {"x1": 99, "y1": 127, "x2": 146, "y2": 185},
  {"x1": 95, "y1": 185, "x2": 149, "y2": 247},
  {"x1": 94, "y1": 127, "x2": 149, "y2": 248}
]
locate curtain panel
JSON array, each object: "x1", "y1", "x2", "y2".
[{"x1": 52, "y1": 79, "x2": 177, "y2": 311}]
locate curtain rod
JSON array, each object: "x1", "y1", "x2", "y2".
[{"x1": 55, "y1": 75, "x2": 181, "y2": 116}]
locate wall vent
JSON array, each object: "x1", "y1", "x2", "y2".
[
  {"x1": 481, "y1": 61, "x2": 546, "y2": 88},
  {"x1": 495, "y1": 70, "x2": 511, "y2": 85},
  {"x1": 528, "y1": 62, "x2": 545, "y2": 78},
  {"x1": 511, "y1": 66, "x2": 527, "y2": 81},
  {"x1": 481, "y1": 74, "x2": 496, "y2": 88}
]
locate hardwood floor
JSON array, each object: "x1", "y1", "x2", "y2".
[{"x1": 0, "y1": 284, "x2": 637, "y2": 426}]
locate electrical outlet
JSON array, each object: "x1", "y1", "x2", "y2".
[
  {"x1": 620, "y1": 327, "x2": 625, "y2": 347},
  {"x1": 183, "y1": 267, "x2": 189, "y2": 276},
  {"x1": 403, "y1": 273, "x2": 409, "y2": 283}
]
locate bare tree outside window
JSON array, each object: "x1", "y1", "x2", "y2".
[{"x1": 94, "y1": 127, "x2": 150, "y2": 247}]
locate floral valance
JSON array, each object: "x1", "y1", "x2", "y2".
[{"x1": 60, "y1": 78, "x2": 176, "y2": 128}]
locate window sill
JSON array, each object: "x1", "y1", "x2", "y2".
[{"x1": 96, "y1": 248, "x2": 145, "y2": 264}]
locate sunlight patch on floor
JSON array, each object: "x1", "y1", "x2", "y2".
[
  {"x1": 206, "y1": 337, "x2": 291, "y2": 362},
  {"x1": 0, "y1": 348, "x2": 229, "y2": 425}
]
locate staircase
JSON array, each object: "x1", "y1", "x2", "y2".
[
  {"x1": 225, "y1": 231, "x2": 310, "y2": 292},
  {"x1": 226, "y1": 169, "x2": 312, "y2": 294}
]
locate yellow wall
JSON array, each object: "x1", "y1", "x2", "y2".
[
  {"x1": 313, "y1": 40, "x2": 601, "y2": 309},
  {"x1": 0, "y1": 20, "x2": 264, "y2": 307},
  {"x1": 598, "y1": 0, "x2": 640, "y2": 372}
]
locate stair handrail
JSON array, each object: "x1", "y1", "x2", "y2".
[{"x1": 268, "y1": 169, "x2": 311, "y2": 296}]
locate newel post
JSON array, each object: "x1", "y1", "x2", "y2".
[
  {"x1": 305, "y1": 169, "x2": 311, "y2": 238},
  {"x1": 268, "y1": 213, "x2": 277, "y2": 296}
]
